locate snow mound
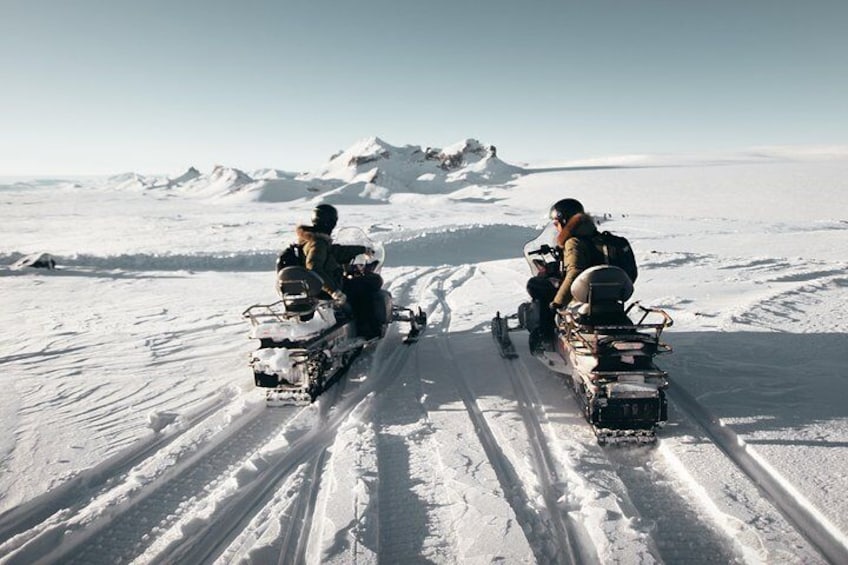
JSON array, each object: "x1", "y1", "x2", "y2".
[
  {"x1": 106, "y1": 172, "x2": 168, "y2": 191},
  {"x1": 9, "y1": 252, "x2": 57, "y2": 270},
  {"x1": 300, "y1": 136, "x2": 524, "y2": 203}
]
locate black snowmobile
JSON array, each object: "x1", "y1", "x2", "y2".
[
  {"x1": 492, "y1": 223, "x2": 673, "y2": 444},
  {"x1": 243, "y1": 227, "x2": 426, "y2": 405}
]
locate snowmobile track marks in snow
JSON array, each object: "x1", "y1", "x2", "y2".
[
  {"x1": 0, "y1": 391, "x2": 234, "y2": 549},
  {"x1": 503, "y1": 355, "x2": 601, "y2": 565},
  {"x1": 374, "y1": 342, "x2": 460, "y2": 562},
  {"x1": 428, "y1": 272, "x2": 585, "y2": 564},
  {"x1": 605, "y1": 447, "x2": 744, "y2": 563},
  {"x1": 164, "y1": 342, "x2": 414, "y2": 564},
  {"x1": 274, "y1": 448, "x2": 328, "y2": 564},
  {"x1": 669, "y1": 384, "x2": 848, "y2": 564},
  {"x1": 5, "y1": 403, "x2": 304, "y2": 565}
]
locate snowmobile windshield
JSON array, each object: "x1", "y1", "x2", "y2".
[
  {"x1": 522, "y1": 223, "x2": 559, "y2": 275},
  {"x1": 334, "y1": 227, "x2": 385, "y2": 274}
]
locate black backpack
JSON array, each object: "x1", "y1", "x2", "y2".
[
  {"x1": 590, "y1": 231, "x2": 638, "y2": 283},
  {"x1": 276, "y1": 243, "x2": 305, "y2": 272}
]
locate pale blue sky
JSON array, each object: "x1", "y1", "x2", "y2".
[{"x1": 2, "y1": 0, "x2": 846, "y2": 175}]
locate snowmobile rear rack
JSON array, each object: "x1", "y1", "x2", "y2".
[
  {"x1": 561, "y1": 302, "x2": 673, "y2": 358},
  {"x1": 242, "y1": 299, "x2": 313, "y2": 324}
]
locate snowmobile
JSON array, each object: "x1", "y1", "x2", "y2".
[
  {"x1": 492, "y1": 224, "x2": 673, "y2": 444},
  {"x1": 243, "y1": 228, "x2": 426, "y2": 405}
]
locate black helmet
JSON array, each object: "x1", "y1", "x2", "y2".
[
  {"x1": 312, "y1": 204, "x2": 338, "y2": 233},
  {"x1": 549, "y1": 198, "x2": 584, "y2": 224}
]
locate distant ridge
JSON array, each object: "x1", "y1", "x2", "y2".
[{"x1": 98, "y1": 137, "x2": 524, "y2": 204}]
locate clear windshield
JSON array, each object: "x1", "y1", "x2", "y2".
[
  {"x1": 522, "y1": 223, "x2": 559, "y2": 276},
  {"x1": 334, "y1": 227, "x2": 385, "y2": 274},
  {"x1": 524, "y1": 223, "x2": 559, "y2": 277}
]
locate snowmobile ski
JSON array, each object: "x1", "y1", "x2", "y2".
[
  {"x1": 393, "y1": 305, "x2": 427, "y2": 344},
  {"x1": 491, "y1": 311, "x2": 518, "y2": 359}
]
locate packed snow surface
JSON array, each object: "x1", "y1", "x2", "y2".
[{"x1": 1, "y1": 139, "x2": 847, "y2": 564}]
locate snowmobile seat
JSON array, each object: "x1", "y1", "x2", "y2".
[
  {"x1": 568, "y1": 266, "x2": 635, "y2": 328},
  {"x1": 277, "y1": 266, "x2": 324, "y2": 315}
]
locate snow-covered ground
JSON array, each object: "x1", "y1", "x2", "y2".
[{"x1": 1, "y1": 138, "x2": 847, "y2": 564}]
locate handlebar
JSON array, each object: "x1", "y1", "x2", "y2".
[{"x1": 528, "y1": 244, "x2": 555, "y2": 256}]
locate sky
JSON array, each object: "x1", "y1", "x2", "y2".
[{"x1": 1, "y1": 0, "x2": 847, "y2": 175}]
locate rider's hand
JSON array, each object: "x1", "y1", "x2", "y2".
[
  {"x1": 548, "y1": 301, "x2": 562, "y2": 312},
  {"x1": 331, "y1": 290, "x2": 347, "y2": 306}
]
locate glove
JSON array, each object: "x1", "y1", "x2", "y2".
[
  {"x1": 331, "y1": 290, "x2": 347, "y2": 306},
  {"x1": 549, "y1": 301, "x2": 562, "y2": 312}
]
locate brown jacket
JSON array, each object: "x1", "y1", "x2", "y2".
[
  {"x1": 552, "y1": 213, "x2": 601, "y2": 306},
  {"x1": 296, "y1": 225, "x2": 365, "y2": 294}
]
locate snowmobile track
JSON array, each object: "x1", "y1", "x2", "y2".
[
  {"x1": 7, "y1": 403, "x2": 304, "y2": 565},
  {"x1": 374, "y1": 340, "x2": 462, "y2": 562},
  {"x1": 274, "y1": 449, "x2": 327, "y2": 565},
  {"x1": 437, "y1": 332, "x2": 554, "y2": 562},
  {"x1": 165, "y1": 332, "x2": 415, "y2": 564},
  {"x1": 505, "y1": 356, "x2": 601, "y2": 565},
  {"x1": 0, "y1": 392, "x2": 233, "y2": 552},
  {"x1": 604, "y1": 447, "x2": 744, "y2": 563},
  {"x1": 669, "y1": 383, "x2": 848, "y2": 564},
  {"x1": 429, "y1": 272, "x2": 588, "y2": 564}
]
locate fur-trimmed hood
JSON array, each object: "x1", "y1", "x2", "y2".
[{"x1": 556, "y1": 212, "x2": 597, "y2": 247}]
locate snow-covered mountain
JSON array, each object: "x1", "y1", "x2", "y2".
[
  {"x1": 169, "y1": 166, "x2": 201, "y2": 186},
  {"x1": 300, "y1": 137, "x2": 524, "y2": 203},
  {"x1": 100, "y1": 137, "x2": 523, "y2": 203},
  {"x1": 2, "y1": 146, "x2": 848, "y2": 564}
]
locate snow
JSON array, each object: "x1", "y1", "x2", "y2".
[{"x1": 1, "y1": 139, "x2": 847, "y2": 564}]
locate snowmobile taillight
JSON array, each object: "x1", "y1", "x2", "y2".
[{"x1": 612, "y1": 342, "x2": 645, "y2": 351}]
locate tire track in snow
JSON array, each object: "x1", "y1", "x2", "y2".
[
  {"x1": 6, "y1": 404, "x2": 305, "y2": 565},
  {"x1": 163, "y1": 334, "x2": 415, "y2": 564},
  {"x1": 503, "y1": 358, "x2": 598, "y2": 565},
  {"x1": 374, "y1": 328, "x2": 462, "y2": 562},
  {"x1": 271, "y1": 448, "x2": 328, "y2": 565},
  {"x1": 427, "y1": 266, "x2": 574, "y2": 564},
  {"x1": 372, "y1": 266, "x2": 459, "y2": 561},
  {"x1": 605, "y1": 446, "x2": 744, "y2": 563},
  {"x1": 298, "y1": 335, "x2": 417, "y2": 563},
  {"x1": 0, "y1": 390, "x2": 235, "y2": 549},
  {"x1": 669, "y1": 384, "x2": 848, "y2": 564},
  {"x1": 206, "y1": 452, "x2": 322, "y2": 565}
]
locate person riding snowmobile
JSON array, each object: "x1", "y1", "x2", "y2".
[
  {"x1": 296, "y1": 204, "x2": 367, "y2": 305},
  {"x1": 549, "y1": 199, "x2": 601, "y2": 309},
  {"x1": 526, "y1": 198, "x2": 601, "y2": 351},
  {"x1": 296, "y1": 204, "x2": 385, "y2": 338}
]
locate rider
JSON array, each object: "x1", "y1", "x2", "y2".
[
  {"x1": 297, "y1": 204, "x2": 385, "y2": 337},
  {"x1": 549, "y1": 198, "x2": 602, "y2": 309},
  {"x1": 527, "y1": 198, "x2": 601, "y2": 350},
  {"x1": 296, "y1": 204, "x2": 367, "y2": 306}
]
